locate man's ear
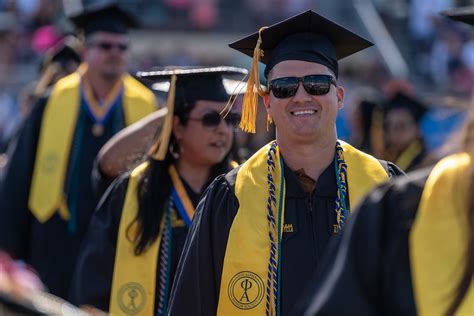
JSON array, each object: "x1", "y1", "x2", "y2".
[
  {"x1": 336, "y1": 86, "x2": 345, "y2": 110},
  {"x1": 263, "y1": 94, "x2": 271, "y2": 114}
]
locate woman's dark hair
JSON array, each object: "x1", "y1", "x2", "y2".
[
  {"x1": 128, "y1": 100, "x2": 235, "y2": 255},
  {"x1": 445, "y1": 111, "x2": 474, "y2": 315}
]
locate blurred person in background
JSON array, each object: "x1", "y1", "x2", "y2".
[
  {"x1": 383, "y1": 92, "x2": 430, "y2": 172},
  {"x1": 69, "y1": 66, "x2": 244, "y2": 315},
  {"x1": 0, "y1": 2, "x2": 156, "y2": 299},
  {"x1": 0, "y1": 10, "x2": 19, "y2": 154},
  {"x1": 348, "y1": 93, "x2": 384, "y2": 157},
  {"x1": 1, "y1": 37, "x2": 82, "y2": 178},
  {"x1": 15, "y1": 36, "x2": 82, "y2": 133}
]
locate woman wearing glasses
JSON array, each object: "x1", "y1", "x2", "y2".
[{"x1": 69, "y1": 66, "x2": 245, "y2": 316}]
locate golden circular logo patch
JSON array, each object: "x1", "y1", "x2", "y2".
[
  {"x1": 228, "y1": 271, "x2": 264, "y2": 310},
  {"x1": 42, "y1": 153, "x2": 58, "y2": 174},
  {"x1": 117, "y1": 282, "x2": 146, "y2": 314}
]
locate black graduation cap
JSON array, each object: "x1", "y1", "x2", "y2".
[
  {"x1": 384, "y1": 93, "x2": 427, "y2": 123},
  {"x1": 40, "y1": 38, "x2": 81, "y2": 73},
  {"x1": 137, "y1": 66, "x2": 248, "y2": 115},
  {"x1": 442, "y1": 6, "x2": 474, "y2": 26},
  {"x1": 229, "y1": 10, "x2": 373, "y2": 79},
  {"x1": 228, "y1": 10, "x2": 373, "y2": 133},
  {"x1": 68, "y1": 1, "x2": 138, "y2": 35},
  {"x1": 136, "y1": 66, "x2": 248, "y2": 160}
]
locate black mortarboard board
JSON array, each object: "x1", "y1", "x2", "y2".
[
  {"x1": 228, "y1": 10, "x2": 373, "y2": 133},
  {"x1": 137, "y1": 66, "x2": 247, "y2": 115},
  {"x1": 40, "y1": 39, "x2": 81, "y2": 73},
  {"x1": 67, "y1": 1, "x2": 138, "y2": 35},
  {"x1": 442, "y1": 6, "x2": 474, "y2": 26},
  {"x1": 384, "y1": 93, "x2": 427, "y2": 123},
  {"x1": 229, "y1": 10, "x2": 373, "y2": 79},
  {"x1": 136, "y1": 66, "x2": 248, "y2": 160}
]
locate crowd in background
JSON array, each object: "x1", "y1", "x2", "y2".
[{"x1": 0, "y1": 0, "x2": 473, "y2": 157}]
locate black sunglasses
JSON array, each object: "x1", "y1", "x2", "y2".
[
  {"x1": 188, "y1": 111, "x2": 240, "y2": 128},
  {"x1": 89, "y1": 41, "x2": 128, "y2": 52},
  {"x1": 268, "y1": 74, "x2": 337, "y2": 99}
]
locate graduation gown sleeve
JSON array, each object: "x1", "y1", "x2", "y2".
[
  {"x1": 0, "y1": 98, "x2": 47, "y2": 258},
  {"x1": 168, "y1": 172, "x2": 239, "y2": 316},
  {"x1": 68, "y1": 174, "x2": 129, "y2": 310},
  {"x1": 299, "y1": 168, "x2": 430, "y2": 316}
]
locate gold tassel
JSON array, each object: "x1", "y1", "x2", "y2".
[
  {"x1": 150, "y1": 74, "x2": 177, "y2": 160},
  {"x1": 220, "y1": 74, "x2": 248, "y2": 118},
  {"x1": 33, "y1": 63, "x2": 60, "y2": 98},
  {"x1": 240, "y1": 27, "x2": 268, "y2": 133}
]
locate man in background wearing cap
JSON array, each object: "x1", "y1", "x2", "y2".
[
  {"x1": 0, "y1": 2, "x2": 156, "y2": 299},
  {"x1": 169, "y1": 10, "x2": 403, "y2": 316}
]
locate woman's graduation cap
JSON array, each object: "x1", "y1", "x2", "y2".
[
  {"x1": 136, "y1": 66, "x2": 248, "y2": 161},
  {"x1": 66, "y1": 1, "x2": 138, "y2": 35},
  {"x1": 39, "y1": 37, "x2": 82, "y2": 73},
  {"x1": 228, "y1": 10, "x2": 374, "y2": 133},
  {"x1": 384, "y1": 92, "x2": 428, "y2": 123}
]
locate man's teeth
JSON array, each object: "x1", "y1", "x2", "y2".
[{"x1": 292, "y1": 110, "x2": 316, "y2": 116}]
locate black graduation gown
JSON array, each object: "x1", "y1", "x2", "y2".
[
  {"x1": 168, "y1": 160, "x2": 403, "y2": 316},
  {"x1": 69, "y1": 171, "x2": 202, "y2": 312},
  {"x1": 0, "y1": 95, "x2": 126, "y2": 299},
  {"x1": 298, "y1": 168, "x2": 431, "y2": 316}
]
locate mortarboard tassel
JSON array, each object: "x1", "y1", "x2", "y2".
[
  {"x1": 150, "y1": 74, "x2": 177, "y2": 160},
  {"x1": 33, "y1": 63, "x2": 61, "y2": 97},
  {"x1": 239, "y1": 27, "x2": 267, "y2": 133}
]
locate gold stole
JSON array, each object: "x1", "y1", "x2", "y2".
[
  {"x1": 410, "y1": 153, "x2": 473, "y2": 315},
  {"x1": 217, "y1": 141, "x2": 389, "y2": 315},
  {"x1": 110, "y1": 164, "x2": 194, "y2": 316},
  {"x1": 28, "y1": 70, "x2": 156, "y2": 223},
  {"x1": 395, "y1": 140, "x2": 423, "y2": 171}
]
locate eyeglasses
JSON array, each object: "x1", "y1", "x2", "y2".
[
  {"x1": 268, "y1": 74, "x2": 337, "y2": 99},
  {"x1": 188, "y1": 111, "x2": 240, "y2": 128},
  {"x1": 89, "y1": 41, "x2": 128, "y2": 52}
]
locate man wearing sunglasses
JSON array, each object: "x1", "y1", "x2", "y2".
[
  {"x1": 169, "y1": 10, "x2": 403, "y2": 316},
  {"x1": 0, "y1": 2, "x2": 156, "y2": 299}
]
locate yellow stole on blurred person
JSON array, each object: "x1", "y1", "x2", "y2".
[
  {"x1": 217, "y1": 141, "x2": 389, "y2": 315},
  {"x1": 29, "y1": 67, "x2": 156, "y2": 223},
  {"x1": 410, "y1": 152, "x2": 474, "y2": 315}
]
